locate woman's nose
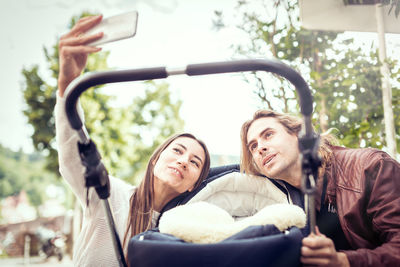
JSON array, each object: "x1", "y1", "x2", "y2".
[{"x1": 177, "y1": 157, "x2": 188, "y2": 169}]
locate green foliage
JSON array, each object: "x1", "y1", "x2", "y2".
[
  {"x1": 217, "y1": 0, "x2": 400, "y2": 152},
  {"x1": 0, "y1": 144, "x2": 62, "y2": 207},
  {"x1": 343, "y1": 0, "x2": 400, "y2": 17},
  {"x1": 320, "y1": 48, "x2": 391, "y2": 149},
  {"x1": 127, "y1": 81, "x2": 184, "y2": 179},
  {"x1": 218, "y1": 0, "x2": 339, "y2": 113},
  {"x1": 22, "y1": 66, "x2": 58, "y2": 173},
  {"x1": 21, "y1": 12, "x2": 184, "y2": 182}
]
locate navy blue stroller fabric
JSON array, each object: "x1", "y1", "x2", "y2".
[
  {"x1": 127, "y1": 165, "x2": 306, "y2": 267},
  {"x1": 128, "y1": 226, "x2": 303, "y2": 267}
]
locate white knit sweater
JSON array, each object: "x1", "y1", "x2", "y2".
[{"x1": 55, "y1": 94, "x2": 157, "y2": 267}]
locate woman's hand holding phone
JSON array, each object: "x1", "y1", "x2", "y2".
[
  {"x1": 57, "y1": 11, "x2": 138, "y2": 97},
  {"x1": 58, "y1": 15, "x2": 104, "y2": 97}
]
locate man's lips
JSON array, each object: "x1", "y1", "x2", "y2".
[
  {"x1": 262, "y1": 153, "x2": 277, "y2": 166},
  {"x1": 169, "y1": 167, "x2": 183, "y2": 179}
]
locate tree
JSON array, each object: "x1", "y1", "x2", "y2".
[
  {"x1": 343, "y1": 0, "x2": 400, "y2": 17},
  {"x1": 215, "y1": 0, "x2": 400, "y2": 151},
  {"x1": 0, "y1": 144, "x2": 61, "y2": 207},
  {"x1": 127, "y1": 81, "x2": 184, "y2": 178},
  {"x1": 21, "y1": 12, "x2": 184, "y2": 182}
]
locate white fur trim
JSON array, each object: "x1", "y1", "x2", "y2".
[{"x1": 159, "y1": 201, "x2": 306, "y2": 244}]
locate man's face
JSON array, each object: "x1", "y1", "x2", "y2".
[{"x1": 246, "y1": 117, "x2": 301, "y2": 183}]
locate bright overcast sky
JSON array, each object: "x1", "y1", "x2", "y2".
[
  {"x1": 1, "y1": 0, "x2": 399, "y2": 157},
  {"x1": 0, "y1": 0, "x2": 260, "y2": 157}
]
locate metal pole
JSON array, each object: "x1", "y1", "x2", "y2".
[
  {"x1": 375, "y1": 4, "x2": 397, "y2": 159},
  {"x1": 308, "y1": 194, "x2": 316, "y2": 234},
  {"x1": 102, "y1": 199, "x2": 127, "y2": 267},
  {"x1": 24, "y1": 235, "x2": 30, "y2": 266}
]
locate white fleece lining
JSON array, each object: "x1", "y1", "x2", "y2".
[
  {"x1": 159, "y1": 172, "x2": 306, "y2": 243},
  {"x1": 159, "y1": 201, "x2": 306, "y2": 244},
  {"x1": 187, "y1": 172, "x2": 289, "y2": 218}
]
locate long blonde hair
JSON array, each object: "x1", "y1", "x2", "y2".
[
  {"x1": 240, "y1": 110, "x2": 337, "y2": 177},
  {"x1": 122, "y1": 133, "x2": 210, "y2": 246}
]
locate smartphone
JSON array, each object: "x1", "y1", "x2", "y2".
[{"x1": 86, "y1": 11, "x2": 138, "y2": 46}]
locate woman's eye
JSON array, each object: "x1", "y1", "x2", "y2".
[
  {"x1": 173, "y1": 148, "x2": 182, "y2": 154},
  {"x1": 191, "y1": 160, "x2": 199, "y2": 167}
]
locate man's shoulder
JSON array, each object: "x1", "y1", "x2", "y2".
[
  {"x1": 330, "y1": 146, "x2": 397, "y2": 182},
  {"x1": 331, "y1": 146, "x2": 387, "y2": 163}
]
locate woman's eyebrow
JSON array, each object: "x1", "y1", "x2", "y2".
[
  {"x1": 176, "y1": 143, "x2": 187, "y2": 151},
  {"x1": 176, "y1": 143, "x2": 203, "y2": 164},
  {"x1": 193, "y1": 155, "x2": 203, "y2": 164}
]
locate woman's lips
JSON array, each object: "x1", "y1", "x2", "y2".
[{"x1": 169, "y1": 167, "x2": 183, "y2": 179}]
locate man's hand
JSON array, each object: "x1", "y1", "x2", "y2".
[
  {"x1": 301, "y1": 227, "x2": 349, "y2": 267},
  {"x1": 58, "y1": 15, "x2": 104, "y2": 96}
]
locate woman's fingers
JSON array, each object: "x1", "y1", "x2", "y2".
[
  {"x1": 60, "y1": 45, "x2": 101, "y2": 58},
  {"x1": 58, "y1": 45, "x2": 101, "y2": 95},
  {"x1": 60, "y1": 31, "x2": 103, "y2": 48},
  {"x1": 77, "y1": 15, "x2": 96, "y2": 23},
  {"x1": 63, "y1": 15, "x2": 103, "y2": 39},
  {"x1": 57, "y1": 15, "x2": 103, "y2": 96},
  {"x1": 59, "y1": 38, "x2": 102, "y2": 64},
  {"x1": 72, "y1": 15, "x2": 103, "y2": 35},
  {"x1": 59, "y1": 16, "x2": 104, "y2": 52}
]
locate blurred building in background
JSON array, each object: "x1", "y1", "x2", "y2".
[{"x1": 0, "y1": 191, "x2": 72, "y2": 258}]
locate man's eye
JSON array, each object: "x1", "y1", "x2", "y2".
[
  {"x1": 265, "y1": 132, "x2": 273, "y2": 138},
  {"x1": 249, "y1": 143, "x2": 257, "y2": 152}
]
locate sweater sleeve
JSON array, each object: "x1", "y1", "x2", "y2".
[
  {"x1": 55, "y1": 93, "x2": 140, "y2": 266},
  {"x1": 55, "y1": 92, "x2": 96, "y2": 208},
  {"x1": 343, "y1": 153, "x2": 400, "y2": 267}
]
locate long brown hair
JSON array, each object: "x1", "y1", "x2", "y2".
[
  {"x1": 122, "y1": 133, "x2": 210, "y2": 247},
  {"x1": 240, "y1": 109, "x2": 337, "y2": 177}
]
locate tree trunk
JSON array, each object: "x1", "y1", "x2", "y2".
[{"x1": 319, "y1": 94, "x2": 329, "y2": 132}]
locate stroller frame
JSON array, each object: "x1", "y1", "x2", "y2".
[{"x1": 64, "y1": 59, "x2": 321, "y2": 267}]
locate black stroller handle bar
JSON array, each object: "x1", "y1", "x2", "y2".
[
  {"x1": 65, "y1": 59, "x2": 314, "y2": 140},
  {"x1": 64, "y1": 58, "x2": 320, "y2": 267}
]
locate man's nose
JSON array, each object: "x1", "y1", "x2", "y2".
[{"x1": 257, "y1": 140, "x2": 268, "y2": 154}]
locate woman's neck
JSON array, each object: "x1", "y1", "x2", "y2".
[{"x1": 152, "y1": 179, "x2": 179, "y2": 212}]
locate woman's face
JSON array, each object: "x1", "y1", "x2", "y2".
[{"x1": 153, "y1": 137, "x2": 206, "y2": 194}]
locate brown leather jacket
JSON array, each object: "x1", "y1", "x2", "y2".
[{"x1": 320, "y1": 146, "x2": 400, "y2": 266}]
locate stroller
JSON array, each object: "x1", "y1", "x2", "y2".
[
  {"x1": 64, "y1": 59, "x2": 321, "y2": 267},
  {"x1": 128, "y1": 164, "x2": 308, "y2": 267}
]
